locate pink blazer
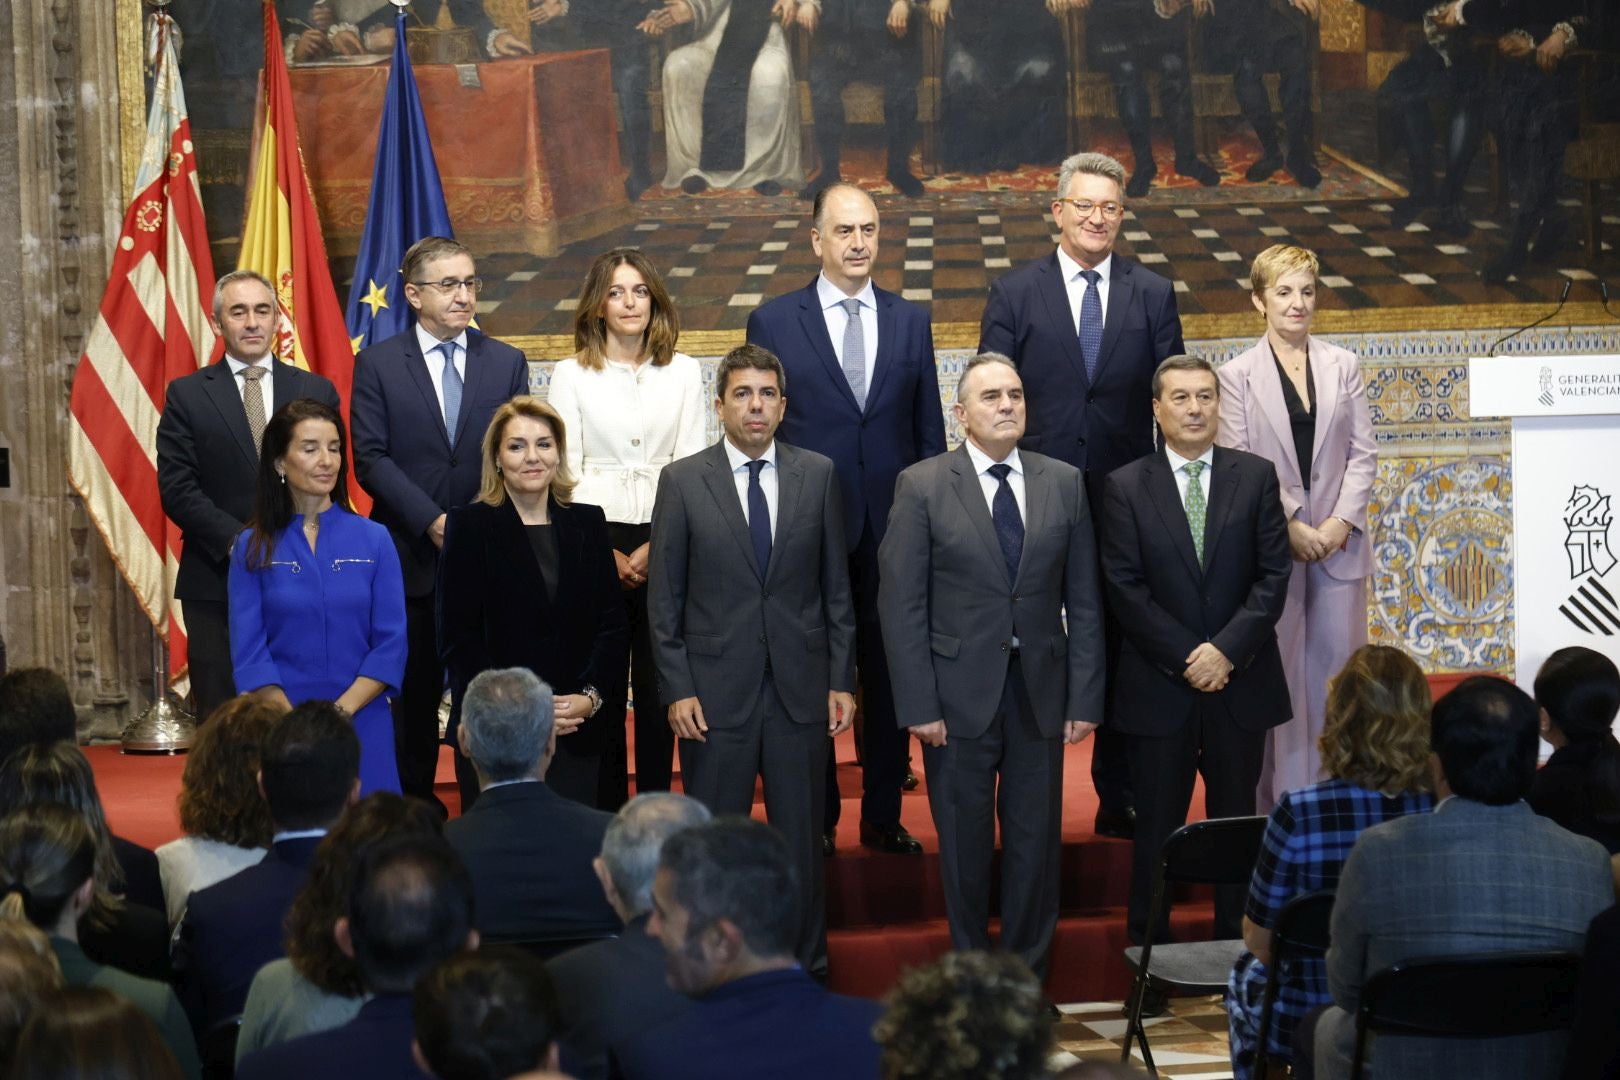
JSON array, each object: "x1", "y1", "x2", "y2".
[{"x1": 1217, "y1": 335, "x2": 1376, "y2": 581}]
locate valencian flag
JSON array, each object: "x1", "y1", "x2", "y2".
[
  {"x1": 241, "y1": 0, "x2": 368, "y2": 508},
  {"x1": 345, "y1": 2, "x2": 454, "y2": 350},
  {"x1": 66, "y1": 12, "x2": 217, "y2": 685}
]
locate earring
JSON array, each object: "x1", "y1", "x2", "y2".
[{"x1": 278, "y1": 473, "x2": 286, "y2": 484}]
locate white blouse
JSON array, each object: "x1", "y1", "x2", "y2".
[{"x1": 547, "y1": 351, "x2": 708, "y2": 525}]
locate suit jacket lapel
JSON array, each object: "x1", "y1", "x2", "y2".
[
  {"x1": 863, "y1": 287, "x2": 900, "y2": 413},
  {"x1": 1201, "y1": 447, "x2": 1240, "y2": 571},
  {"x1": 1250, "y1": 339, "x2": 1300, "y2": 487},
  {"x1": 404, "y1": 330, "x2": 451, "y2": 446},
  {"x1": 1146, "y1": 453, "x2": 1203, "y2": 581},
  {"x1": 766, "y1": 445, "x2": 804, "y2": 585},
  {"x1": 700, "y1": 442, "x2": 764, "y2": 580},
  {"x1": 1035, "y1": 254, "x2": 1089, "y2": 389},
  {"x1": 1014, "y1": 454, "x2": 1050, "y2": 588},
  {"x1": 948, "y1": 447, "x2": 1007, "y2": 578},
  {"x1": 451, "y1": 332, "x2": 490, "y2": 452},
  {"x1": 1309, "y1": 338, "x2": 1339, "y2": 465},
  {"x1": 492, "y1": 499, "x2": 553, "y2": 617},
  {"x1": 1094, "y1": 257, "x2": 1136, "y2": 386},
  {"x1": 796, "y1": 282, "x2": 860, "y2": 414},
  {"x1": 202, "y1": 360, "x2": 258, "y2": 467}
]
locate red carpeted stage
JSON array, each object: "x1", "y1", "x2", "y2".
[{"x1": 87, "y1": 675, "x2": 1470, "y2": 1003}]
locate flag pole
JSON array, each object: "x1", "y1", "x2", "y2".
[{"x1": 121, "y1": 624, "x2": 195, "y2": 754}]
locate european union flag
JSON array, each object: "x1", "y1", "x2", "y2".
[{"x1": 344, "y1": 6, "x2": 453, "y2": 351}]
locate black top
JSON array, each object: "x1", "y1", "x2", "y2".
[
  {"x1": 1528, "y1": 742, "x2": 1620, "y2": 854},
  {"x1": 526, "y1": 523, "x2": 558, "y2": 603},
  {"x1": 1272, "y1": 347, "x2": 1316, "y2": 490}
]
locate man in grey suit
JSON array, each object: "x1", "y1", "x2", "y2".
[
  {"x1": 1307, "y1": 675, "x2": 1612, "y2": 1080},
  {"x1": 647, "y1": 343, "x2": 857, "y2": 979},
  {"x1": 877, "y1": 353, "x2": 1105, "y2": 980}
]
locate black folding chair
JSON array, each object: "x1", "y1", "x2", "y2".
[
  {"x1": 199, "y1": 1014, "x2": 242, "y2": 1080},
  {"x1": 1251, "y1": 889, "x2": 1334, "y2": 1080},
  {"x1": 1120, "y1": 815, "x2": 1268, "y2": 1077},
  {"x1": 1349, "y1": 950, "x2": 1583, "y2": 1080}
]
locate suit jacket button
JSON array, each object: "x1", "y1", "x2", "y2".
[
  {"x1": 449, "y1": 456, "x2": 458, "y2": 467},
  {"x1": 758, "y1": 634, "x2": 766, "y2": 643},
  {"x1": 1000, "y1": 641, "x2": 1009, "y2": 651},
  {"x1": 1086, "y1": 393, "x2": 1096, "y2": 403}
]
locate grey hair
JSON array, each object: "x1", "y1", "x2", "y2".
[
  {"x1": 1056, "y1": 152, "x2": 1127, "y2": 200},
  {"x1": 1151, "y1": 354, "x2": 1219, "y2": 398},
  {"x1": 212, "y1": 269, "x2": 278, "y2": 322},
  {"x1": 955, "y1": 351, "x2": 1019, "y2": 400},
  {"x1": 460, "y1": 668, "x2": 554, "y2": 782},
  {"x1": 600, "y1": 793, "x2": 712, "y2": 917}
]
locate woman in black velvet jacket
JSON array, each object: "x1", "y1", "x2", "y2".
[
  {"x1": 436, "y1": 396, "x2": 627, "y2": 812},
  {"x1": 1529, "y1": 645, "x2": 1620, "y2": 854}
]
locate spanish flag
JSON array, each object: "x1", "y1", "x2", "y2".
[{"x1": 241, "y1": 0, "x2": 367, "y2": 509}]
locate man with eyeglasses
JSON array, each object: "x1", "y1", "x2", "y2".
[
  {"x1": 979, "y1": 151, "x2": 1185, "y2": 845},
  {"x1": 351, "y1": 235, "x2": 531, "y2": 814}
]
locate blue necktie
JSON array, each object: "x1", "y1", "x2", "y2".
[
  {"x1": 746, "y1": 459, "x2": 771, "y2": 578},
  {"x1": 1078, "y1": 269, "x2": 1103, "y2": 381},
  {"x1": 989, "y1": 463, "x2": 1023, "y2": 584},
  {"x1": 439, "y1": 342, "x2": 463, "y2": 445}
]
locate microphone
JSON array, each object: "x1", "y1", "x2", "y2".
[
  {"x1": 1601, "y1": 280, "x2": 1617, "y2": 321},
  {"x1": 1488, "y1": 278, "x2": 1572, "y2": 356}
]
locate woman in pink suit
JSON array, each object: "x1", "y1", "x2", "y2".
[{"x1": 1217, "y1": 244, "x2": 1377, "y2": 809}]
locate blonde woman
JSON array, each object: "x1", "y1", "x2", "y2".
[
  {"x1": 436, "y1": 397, "x2": 628, "y2": 810},
  {"x1": 547, "y1": 249, "x2": 705, "y2": 800}
]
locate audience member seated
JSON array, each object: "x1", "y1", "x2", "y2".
[
  {"x1": 176, "y1": 699, "x2": 360, "y2": 1036},
  {"x1": 0, "y1": 919, "x2": 62, "y2": 1074},
  {"x1": 0, "y1": 803, "x2": 201, "y2": 1078},
  {"x1": 413, "y1": 948, "x2": 562, "y2": 1080},
  {"x1": 0, "y1": 666, "x2": 164, "y2": 911},
  {"x1": 156, "y1": 694, "x2": 279, "y2": 927},
  {"x1": 1304, "y1": 676, "x2": 1613, "y2": 1080},
  {"x1": 444, "y1": 668, "x2": 620, "y2": 943},
  {"x1": 1563, "y1": 902, "x2": 1620, "y2": 1080},
  {"x1": 0, "y1": 740, "x2": 169, "y2": 980},
  {"x1": 1530, "y1": 646, "x2": 1620, "y2": 854},
  {"x1": 873, "y1": 950, "x2": 1054, "y2": 1080},
  {"x1": 546, "y1": 792, "x2": 711, "y2": 1079},
  {"x1": 1225, "y1": 645, "x2": 1435, "y2": 1080},
  {"x1": 11, "y1": 986, "x2": 186, "y2": 1080},
  {"x1": 237, "y1": 792, "x2": 442, "y2": 1061},
  {"x1": 613, "y1": 817, "x2": 882, "y2": 1080},
  {"x1": 236, "y1": 832, "x2": 478, "y2": 1080}
]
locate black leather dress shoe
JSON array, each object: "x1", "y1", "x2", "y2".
[
  {"x1": 902, "y1": 769, "x2": 919, "y2": 792},
  {"x1": 1094, "y1": 805, "x2": 1136, "y2": 840},
  {"x1": 822, "y1": 831, "x2": 837, "y2": 857},
  {"x1": 1131, "y1": 983, "x2": 1170, "y2": 1018},
  {"x1": 860, "y1": 820, "x2": 923, "y2": 855}
]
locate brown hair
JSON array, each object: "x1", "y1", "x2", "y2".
[
  {"x1": 1151, "y1": 354, "x2": 1218, "y2": 399},
  {"x1": 715, "y1": 342, "x2": 786, "y2": 399},
  {"x1": 1318, "y1": 645, "x2": 1433, "y2": 796},
  {"x1": 0, "y1": 745, "x2": 124, "y2": 928},
  {"x1": 476, "y1": 396, "x2": 578, "y2": 507},
  {"x1": 402, "y1": 236, "x2": 474, "y2": 286},
  {"x1": 1249, "y1": 244, "x2": 1320, "y2": 295},
  {"x1": 10, "y1": 987, "x2": 182, "y2": 1080},
  {"x1": 284, "y1": 792, "x2": 443, "y2": 997},
  {"x1": 874, "y1": 950, "x2": 1053, "y2": 1080},
  {"x1": 0, "y1": 921, "x2": 62, "y2": 1075},
  {"x1": 571, "y1": 248, "x2": 680, "y2": 371},
  {"x1": 177, "y1": 695, "x2": 281, "y2": 848},
  {"x1": 0, "y1": 804, "x2": 97, "y2": 931}
]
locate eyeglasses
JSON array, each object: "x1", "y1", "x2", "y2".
[
  {"x1": 1056, "y1": 199, "x2": 1125, "y2": 221},
  {"x1": 412, "y1": 277, "x2": 483, "y2": 295}
]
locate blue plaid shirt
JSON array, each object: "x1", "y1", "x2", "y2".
[{"x1": 1230, "y1": 779, "x2": 1434, "y2": 1064}]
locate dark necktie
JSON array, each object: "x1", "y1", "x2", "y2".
[
  {"x1": 746, "y1": 459, "x2": 771, "y2": 578},
  {"x1": 1078, "y1": 268, "x2": 1103, "y2": 381},
  {"x1": 988, "y1": 463, "x2": 1023, "y2": 584}
]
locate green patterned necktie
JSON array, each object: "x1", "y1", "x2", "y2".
[{"x1": 1183, "y1": 460, "x2": 1207, "y2": 565}]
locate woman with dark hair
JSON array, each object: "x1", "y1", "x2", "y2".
[
  {"x1": 547, "y1": 248, "x2": 704, "y2": 801},
  {"x1": 155, "y1": 694, "x2": 280, "y2": 927},
  {"x1": 1530, "y1": 646, "x2": 1620, "y2": 853},
  {"x1": 0, "y1": 742, "x2": 169, "y2": 981},
  {"x1": 237, "y1": 792, "x2": 442, "y2": 1060},
  {"x1": 437, "y1": 396, "x2": 628, "y2": 810},
  {"x1": 11, "y1": 986, "x2": 184, "y2": 1080},
  {"x1": 0, "y1": 804, "x2": 201, "y2": 1078},
  {"x1": 1224, "y1": 644, "x2": 1435, "y2": 1080},
  {"x1": 228, "y1": 399, "x2": 408, "y2": 795}
]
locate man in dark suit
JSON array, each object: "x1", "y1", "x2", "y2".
[
  {"x1": 176, "y1": 701, "x2": 361, "y2": 1035},
  {"x1": 878, "y1": 354, "x2": 1104, "y2": 980},
  {"x1": 443, "y1": 667, "x2": 622, "y2": 943},
  {"x1": 797, "y1": 0, "x2": 925, "y2": 198},
  {"x1": 1099, "y1": 354, "x2": 1291, "y2": 947},
  {"x1": 546, "y1": 791, "x2": 712, "y2": 1080},
  {"x1": 158, "y1": 269, "x2": 341, "y2": 724},
  {"x1": 647, "y1": 344, "x2": 857, "y2": 979},
  {"x1": 979, "y1": 151, "x2": 1186, "y2": 840},
  {"x1": 746, "y1": 183, "x2": 945, "y2": 857},
  {"x1": 613, "y1": 818, "x2": 882, "y2": 1080},
  {"x1": 236, "y1": 833, "x2": 477, "y2": 1080},
  {"x1": 351, "y1": 236, "x2": 530, "y2": 810}
]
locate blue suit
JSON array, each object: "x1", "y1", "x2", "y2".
[
  {"x1": 746, "y1": 278, "x2": 945, "y2": 830},
  {"x1": 613, "y1": 968, "x2": 882, "y2": 1080},
  {"x1": 236, "y1": 993, "x2": 428, "y2": 1080},
  {"x1": 350, "y1": 326, "x2": 530, "y2": 803},
  {"x1": 175, "y1": 835, "x2": 324, "y2": 1036}
]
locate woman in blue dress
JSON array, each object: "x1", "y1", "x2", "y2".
[{"x1": 229, "y1": 399, "x2": 407, "y2": 795}]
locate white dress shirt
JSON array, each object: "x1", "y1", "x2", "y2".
[
  {"x1": 964, "y1": 439, "x2": 1027, "y2": 522},
  {"x1": 225, "y1": 355, "x2": 273, "y2": 406},
  {"x1": 1165, "y1": 442, "x2": 1215, "y2": 508},
  {"x1": 547, "y1": 352, "x2": 707, "y2": 524},
  {"x1": 723, "y1": 437, "x2": 779, "y2": 541},
  {"x1": 816, "y1": 273, "x2": 879, "y2": 377},
  {"x1": 414, "y1": 323, "x2": 469, "y2": 416},
  {"x1": 1056, "y1": 246, "x2": 1112, "y2": 340}
]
